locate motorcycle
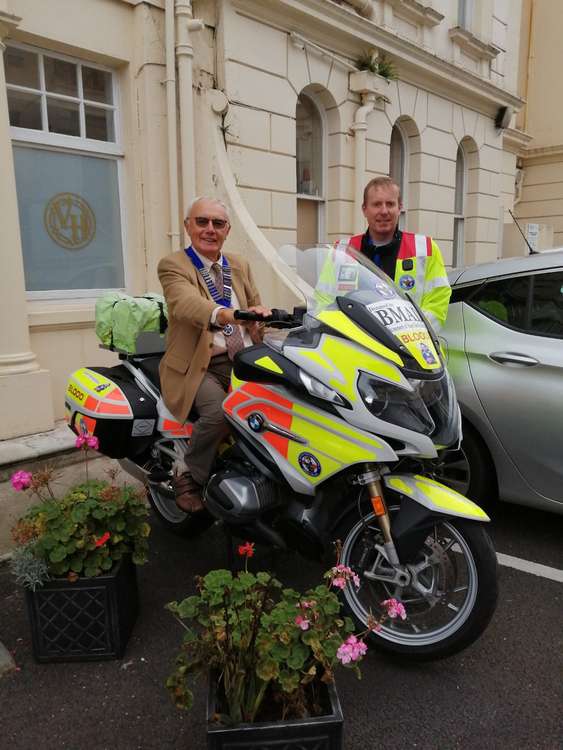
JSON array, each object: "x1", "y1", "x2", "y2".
[{"x1": 65, "y1": 244, "x2": 497, "y2": 660}]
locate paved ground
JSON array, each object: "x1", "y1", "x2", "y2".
[{"x1": 0, "y1": 486, "x2": 562, "y2": 749}]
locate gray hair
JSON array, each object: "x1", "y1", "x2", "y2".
[{"x1": 185, "y1": 196, "x2": 230, "y2": 221}]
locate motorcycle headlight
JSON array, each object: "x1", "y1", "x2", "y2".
[
  {"x1": 299, "y1": 370, "x2": 346, "y2": 406},
  {"x1": 358, "y1": 372, "x2": 435, "y2": 435}
]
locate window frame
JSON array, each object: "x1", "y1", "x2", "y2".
[
  {"x1": 466, "y1": 267, "x2": 563, "y2": 340},
  {"x1": 453, "y1": 143, "x2": 467, "y2": 267},
  {"x1": 296, "y1": 91, "x2": 327, "y2": 243},
  {"x1": 389, "y1": 122, "x2": 408, "y2": 230},
  {"x1": 458, "y1": 0, "x2": 475, "y2": 31},
  {"x1": 6, "y1": 42, "x2": 127, "y2": 300},
  {"x1": 6, "y1": 41, "x2": 122, "y2": 155}
]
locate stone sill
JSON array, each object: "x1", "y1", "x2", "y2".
[
  {"x1": 27, "y1": 302, "x2": 96, "y2": 333},
  {"x1": 387, "y1": 0, "x2": 444, "y2": 27},
  {"x1": 0, "y1": 420, "x2": 77, "y2": 477},
  {"x1": 449, "y1": 26, "x2": 501, "y2": 61}
]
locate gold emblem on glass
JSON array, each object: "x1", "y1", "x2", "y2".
[{"x1": 44, "y1": 193, "x2": 96, "y2": 250}]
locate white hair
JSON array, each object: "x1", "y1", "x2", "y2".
[{"x1": 185, "y1": 196, "x2": 230, "y2": 221}]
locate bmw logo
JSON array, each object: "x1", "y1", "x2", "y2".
[
  {"x1": 247, "y1": 412, "x2": 265, "y2": 432},
  {"x1": 298, "y1": 452, "x2": 322, "y2": 477}
]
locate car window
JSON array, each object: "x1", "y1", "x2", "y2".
[
  {"x1": 529, "y1": 271, "x2": 563, "y2": 337},
  {"x1": 469, "y1": 276, "x2": 530, "y2": 330}
]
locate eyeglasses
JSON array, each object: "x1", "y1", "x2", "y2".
[{"x1": 192, "y1": 216, "x2": 229, "y2": 230}]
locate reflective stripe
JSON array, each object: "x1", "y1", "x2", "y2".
[
  {"x1": 414, "y1": 234, "x2": 429, "y2": 257},
  {"x1": 415, "y1": 256, "x2": 426, "y2": 302},
  {"x1": 424, "y1": 275, "x2": 450, "y2": 292}
]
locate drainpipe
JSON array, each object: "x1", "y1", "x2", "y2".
[
  {"x1": 165, "y1": 0, "x2": 180, "y2": 251},
  {"x1": 175, "y1": 0, "x2": 204, "y2": 220},
  {"x1": 351, "y1": 92, "x2": 377, "y2": 222}
]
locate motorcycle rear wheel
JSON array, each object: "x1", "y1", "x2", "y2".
[
  {"x1": 142, "y1": 440, "x2": 214, "y2": 537},
  {"x1": 334, "y1": 509, "x2": 498, "y2": 660}
]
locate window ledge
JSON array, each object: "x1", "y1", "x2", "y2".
[
  {"x1": 448, "y1": 26, "x2": 501, "y2": 61},
  {"x1": 386, "y1": 0, "x2": 444, "y2": 28},
  {"x1": 27, "y1": 300, "x2": 96, "y2": 332}
]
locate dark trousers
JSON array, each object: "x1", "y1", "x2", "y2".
[{"x1": 184, "y1": 353, "x2": 231, "y2": 485}]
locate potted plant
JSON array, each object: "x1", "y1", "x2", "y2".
[
  {"x1": 9, "y1": 435, "x2": 150, "y2": 663},
  {"x1": 166, "y1": 542, "x2": 406, "y2": 749}
]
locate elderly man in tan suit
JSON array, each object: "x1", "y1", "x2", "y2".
[{"x1": 158, "y1": 197, "x2": 270, "y2": 512}]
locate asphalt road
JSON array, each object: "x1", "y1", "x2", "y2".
[{"x1": 0, "y1": 501, "x2": 562, "y2": 750}]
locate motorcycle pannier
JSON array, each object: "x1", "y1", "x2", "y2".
[
  {"x1": 95, "y1": 292, "x2": 168, "y2": 354},
  {"x1": 65, "y1": 366, "x2": 158, "y2": 459}
]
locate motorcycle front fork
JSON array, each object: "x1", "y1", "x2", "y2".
[{"x1": 360, "y1": 464, "x2": 401, "y2": 567}]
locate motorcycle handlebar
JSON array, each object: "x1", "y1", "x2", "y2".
[{"x1": 234, "y1": 308, "x2": 303, "y2": 327}]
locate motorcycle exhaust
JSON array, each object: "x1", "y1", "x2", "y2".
[{"x1": 117, "y1": 458, "x2": 150, "y2": 485}]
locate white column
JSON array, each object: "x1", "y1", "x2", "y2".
[{"x1": 0, "y1": 12, "x2": 54, "y2": 438}]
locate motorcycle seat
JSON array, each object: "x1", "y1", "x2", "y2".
[{"x1": 136, "y1": 356, "x2": 162, "y2": 391}]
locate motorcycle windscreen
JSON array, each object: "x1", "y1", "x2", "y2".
[{"x1": 299, "y1": 244, "x2": 442, "y2": 376}]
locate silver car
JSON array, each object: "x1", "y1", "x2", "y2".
[{"x1": 438, "y1": 248, "x2": 563, "y2": 515}]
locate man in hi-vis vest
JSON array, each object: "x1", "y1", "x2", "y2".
[{"x1": 335, "y1": 176, "x2": 451, "y2": 331}]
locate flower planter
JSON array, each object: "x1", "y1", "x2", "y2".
[
  {"x1": 25, "y1": 555, "x2": 138, "y2": 663},
  {"x1": 206, "y1": 674, "x2": 344, "y2": 750}
]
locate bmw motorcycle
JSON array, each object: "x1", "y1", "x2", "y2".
[{"x1": 65, "y1": 244, "x2": 498, "y2": 660}]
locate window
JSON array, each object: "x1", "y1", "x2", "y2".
[
  {"x1": 458, "y1": 0, "x2": 474, "y2": 30},
  {"x1": 389, "y1": 123, "x2": 407, "y2": 229},
  {"x1": 530, "y1": 271, "x2": 563, "y2": 337},
  {"x1": 470, "y1": 276, "x2": 529, "y2": 329},
  {"x1": 296, "y1": 93, "x2": 325, "y2": 246},
  {"x1": 6, "y1": 45, "x2": 116, "y2": 142},
  {"x1": 453, "y1": 144, "x2": 466, "y2": 267},
  {"x1": 469, "y1": 270, "x2": 563, "y2": 338},
  {"x1": 5, "y1": 43, "x2": 124, "y2": 297}
]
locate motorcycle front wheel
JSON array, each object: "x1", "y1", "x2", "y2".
[{"x1": 334, "y1": 509, "x2": 498, "y2": 660}]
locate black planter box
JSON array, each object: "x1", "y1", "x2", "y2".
[
  {"x1": 25, "y1": 555, "x2": 138, "y2": 663},
  {"x1": 206, "y1": 675, "x2": 343, "y2": 750}
]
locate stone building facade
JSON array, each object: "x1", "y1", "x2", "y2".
[{"x1": 0, "y1": 0, "x2": 525, "y2": 438}]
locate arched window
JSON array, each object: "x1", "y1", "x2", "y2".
[
  {"x1": 389, "y1": 123, "x2": 407, "y2": 229},
  {"x1": 296, "y1": 92, "x2": 325, "y2": 245},
  {"x1": 453, "y1": 144, "x2": 467, "y2": 266}
]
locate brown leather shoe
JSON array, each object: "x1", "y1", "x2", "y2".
[{"x1": 173, "y1": 471, "x2": 204, "y2": 513}]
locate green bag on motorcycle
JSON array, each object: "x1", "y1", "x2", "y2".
[{"x1": 95, "y1": 292, "x2": 168, "y2": 354}]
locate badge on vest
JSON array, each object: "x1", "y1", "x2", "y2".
[
  {"x1": 402, "y1": 259, "x2": 414, "y2": 271},
  {"x1": 399, "y1": 274, "x2": 415, "y2": 291}
]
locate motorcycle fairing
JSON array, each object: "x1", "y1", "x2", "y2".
[
  {"x1": 224, "y1": 381, "x2": 396, "y2": 495},
  {"x1": 66, "y1": 367, "x2": 133, "y2": 420},
  {"x1": 384, "y1": 474, "x2": 490, "y2": 521}
]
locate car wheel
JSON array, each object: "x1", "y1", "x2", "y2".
[{"x1": 437, "y1": 422, "x2": 497, "y2": 508}]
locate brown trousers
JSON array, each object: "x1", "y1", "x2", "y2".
[{"x1": 184, "y1": 353, "x2": 232, "y2": 485}]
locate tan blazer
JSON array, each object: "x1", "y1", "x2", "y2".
[{"x1": 158, "y1": 249, "x2": 261, "y2": 422}]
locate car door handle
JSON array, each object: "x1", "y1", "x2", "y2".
[{"x1": 489, "y1": 351, "x2": 539, "y2": 366}]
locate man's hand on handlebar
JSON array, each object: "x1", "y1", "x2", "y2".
[{"x1": 216, "y1": 305, "x2": 272, "y2": 328}]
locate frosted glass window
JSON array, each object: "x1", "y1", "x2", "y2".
[{"x1": 13, "y1": 147, "x2": 124, "y2": 291}]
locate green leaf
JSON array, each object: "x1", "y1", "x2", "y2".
[
  {"x1": 175, "y1": 596, "x2": 200, "y2": 620},
  {"x1": 49, "y1": 545, "x2": 68, "y2": 563},
  {"x1": 255, "y1": 658, "x2": 279, "y2": 682}
]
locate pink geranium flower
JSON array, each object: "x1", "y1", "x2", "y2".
[
  {"x1": 11, "y1": 471, "x2": 33, "y2": 491},
  {"x1": 337, "y1": 635, "x2": 367, "y2": 664},
  {"x1": 86, "y1": 436, "x2": 99, "y2": 451},
  {"x1": 295, "y1": 615, "x2": 310, "y2": 631},
  {"x1": 382, "y1": 598, "x2": 407, "y2": 620}
]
